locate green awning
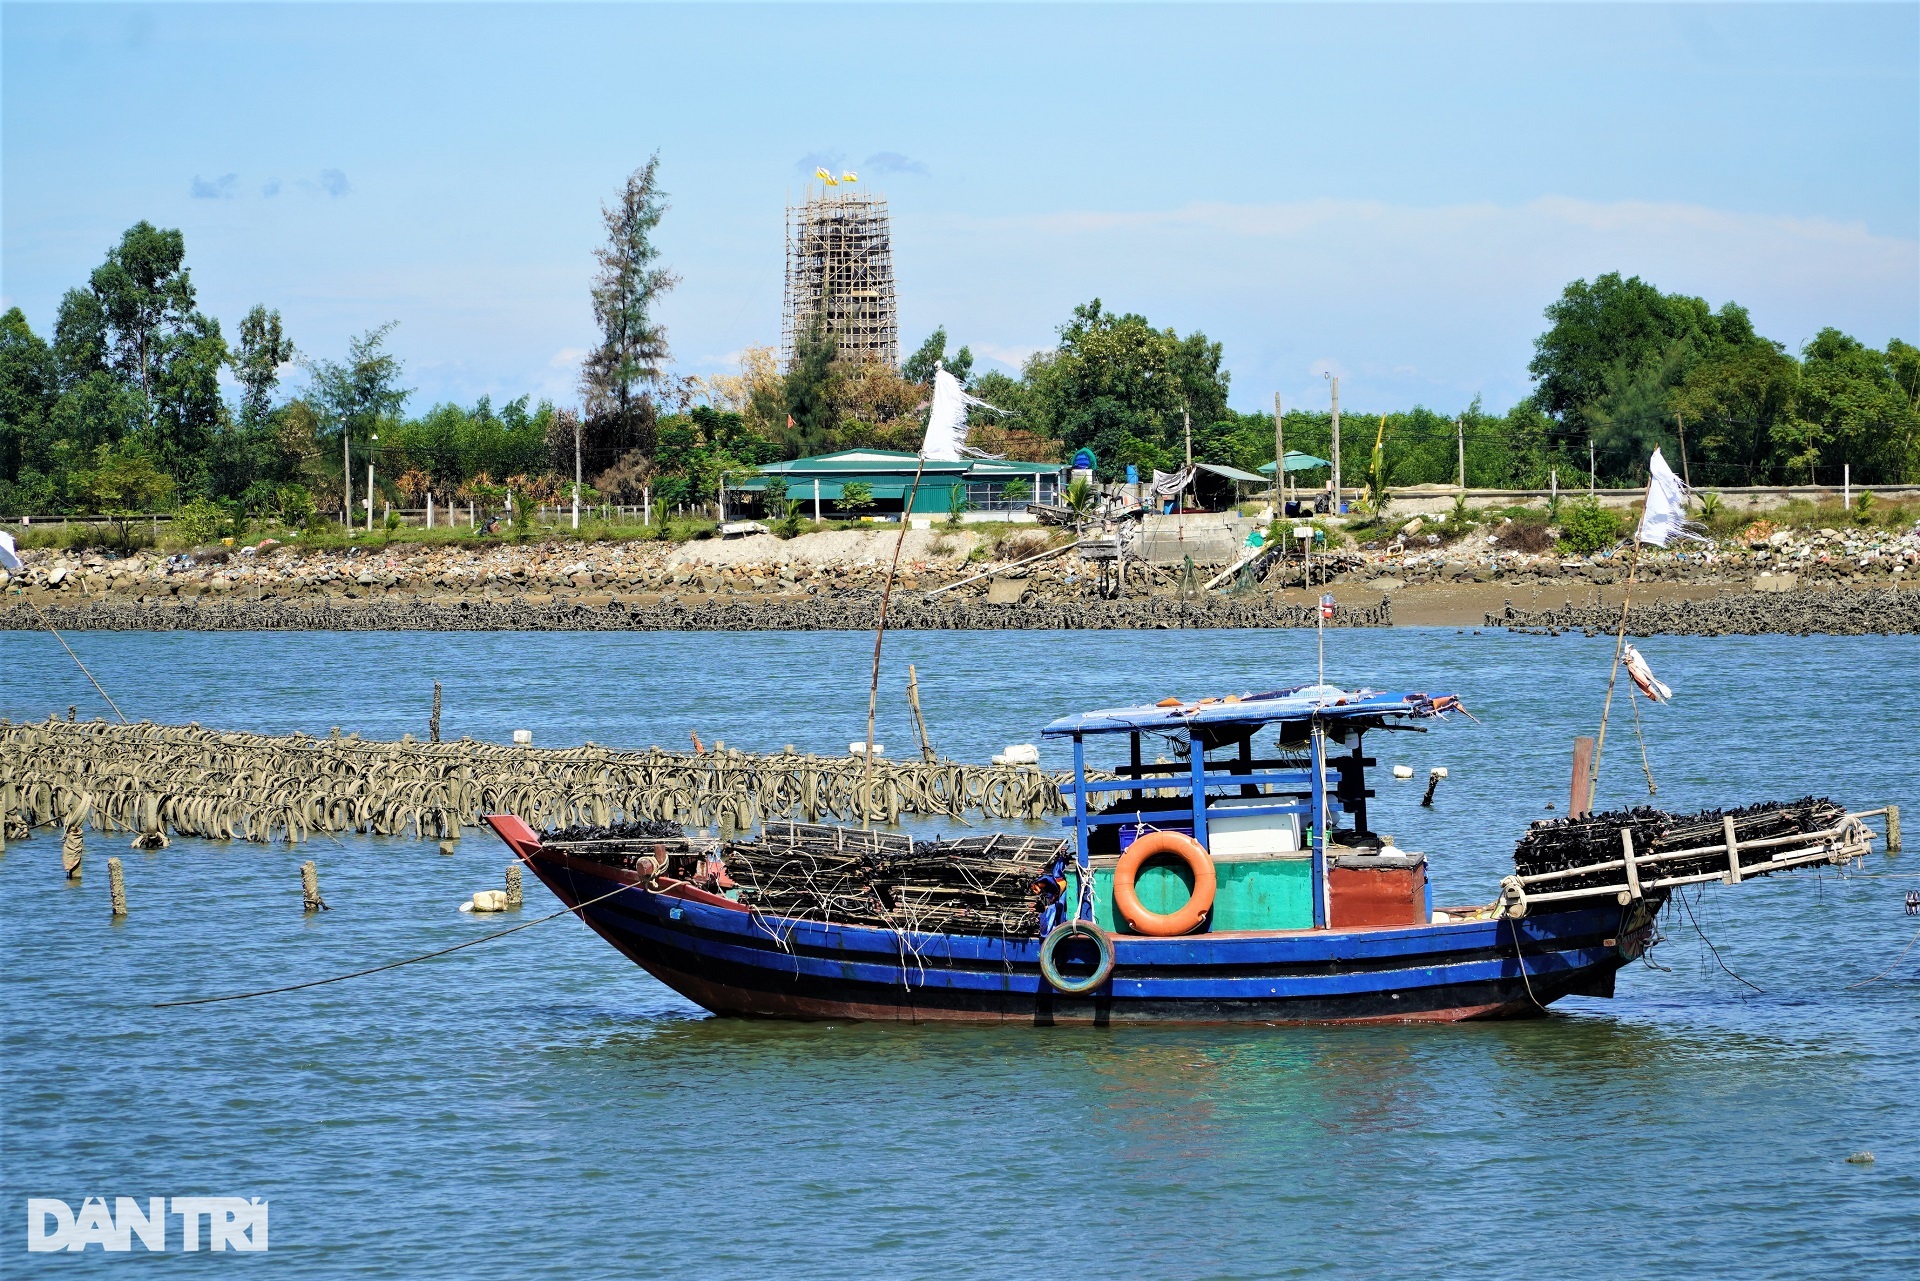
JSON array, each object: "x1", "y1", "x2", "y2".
[
  {"x1": 1196, "y1": 462, "x2": 1272, "y2": 486},
  {"x1": 1257, "y1": 452, "x2": 1333, "y2": 475}
]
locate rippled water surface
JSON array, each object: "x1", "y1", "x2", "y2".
[{"x1": 4, "y1": 627, "x2": 1916, "y2": 1278}]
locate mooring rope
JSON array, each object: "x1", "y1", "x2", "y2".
[
  {"x1": 1844, "y1": 924, "x2": 1920, "y2": 990},
  {"x1": 152, "y1": 878, "x2": 641, "y2": 1007},
  {"x1": 24, "y1": 596, "x2": 129, "y2": 724},
  {"x1": 1675, "y1": 886, "x2": 1767, "y2": 995}
]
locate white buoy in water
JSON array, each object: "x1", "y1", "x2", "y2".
[
  {"x1": 1392, "y1": 765, "x2": 1414, "y2": 779},
  {"x1": 512, "y1": 729, "x2": 533, "y2": 745},
  {"x1": 849, "y1": 742, "x2": 884, "y2": 757},
  {"x1": 461, "y1": 889, "x2": 509, "y2": 913}
]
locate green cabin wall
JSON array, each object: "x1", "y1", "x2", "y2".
[{"x1": 1069, "y1": 857, "x2": 1314, "y2": 933}]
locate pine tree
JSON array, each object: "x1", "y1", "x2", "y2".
[{"x1": 581, "y1": 155, "x2": 679, "y2": 467}]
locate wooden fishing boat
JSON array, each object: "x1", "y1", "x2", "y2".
[{"x1": 484, "y1": 685, "x2": 1878, "y2": 1024}]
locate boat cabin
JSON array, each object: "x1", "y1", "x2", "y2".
[{"x1": 1042, "y1": 686, "x2": 1465, "y2": 936}]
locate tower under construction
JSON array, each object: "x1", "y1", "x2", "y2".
[{"x1": 782, "y1": 189, "x2": 898, "y2": 369}]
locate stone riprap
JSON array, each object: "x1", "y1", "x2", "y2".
[
  {"x1": 1487, "y1": 586, "x2": 1920, "y2": 637},
  {"x1": 3, "y1": 591, "x2": 1394, "y2": 632}
]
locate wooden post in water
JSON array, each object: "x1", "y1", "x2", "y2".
[
  {"x1": 108, "y1": 856, "x2": 127, "y2": 917},
  {"x1": 1887, "y1": 804, "x2": 1902, "y2": 855},
  {"x1": 505, "y1": 863, "x2": 523, "y2": 908},
  {"x1": 301, "y1": 860, "x2": 329, "y2": 912},
  {"x1": 906, "y1": 665, "x2": 937, "y2": 762},
  {"x1": 1570, "y1": 737, "x2": 1595, "y2": 816}
]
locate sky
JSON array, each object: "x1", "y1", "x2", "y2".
[{"x1": 3, "y1": 2, "x2": 1917, "y2": 418}]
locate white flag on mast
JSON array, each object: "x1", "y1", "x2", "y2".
[
  {"x1": 919, "y1": 366, "x2": 1008, "y2": 461},
  {"x1": 1636, "y1": 447, "x2": 1706, "y2": 548}
]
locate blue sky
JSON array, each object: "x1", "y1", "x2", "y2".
[{"x1": 4, "y1": 2, "x2": 1916, "y2": 418}]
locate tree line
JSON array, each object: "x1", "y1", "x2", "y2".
[{"x1": 4, "y1": 162, "x2": 1915, "y2": 527}]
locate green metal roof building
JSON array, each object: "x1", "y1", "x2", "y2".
[{"x1": 733, "y1": 450, "x2": 1066, "y2": 517}]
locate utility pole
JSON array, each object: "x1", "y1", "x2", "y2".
[
  {"x1": 1184, "y1": 405, "x2": 1192, "y2": 469},
  {"x1": 1272, "y1": 392, "x2": 1284, "y2": 516},
  {"x1": 1588, "y1": 439, "x2": 1596, "y2": 498},
  {"x1": 1326, "y1": 373, "x2": 1341, "y2": 512},
  {"x1": 365, "y1": 437, "x2": 376, "y2": 533},
  {"x1": 343, "y1": 431, "x2": 352, "y2": 528},
  {"x1": 1456, "y1": 416, "x2": 1466, "y2": 492},
  {"x1": 1675, "y1": 411, "x2": 1691, "y2": 488},
  {"x1": 572, "y1": 415, "x2": 582, "y2": 530}
]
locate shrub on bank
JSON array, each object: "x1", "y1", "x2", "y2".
[{"x1": 1558, "y1": 499, "x2": 1625, "y2": 555}]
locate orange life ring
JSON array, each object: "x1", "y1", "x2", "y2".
[{"x1": 1113, "y1": 830, "x2": 1216, "y2": 936}]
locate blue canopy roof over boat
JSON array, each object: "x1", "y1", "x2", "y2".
[{"x1": 1041, "y1": 686, "x2": 1463, "y2": 737}]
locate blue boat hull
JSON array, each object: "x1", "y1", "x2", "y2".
[{"x1": 504, "y1": 830, "x2": 1643, "y2": 1024}]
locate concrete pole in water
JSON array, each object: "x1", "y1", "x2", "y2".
[
  {"x1": 505, "y1": 862, "x2": 523, "y2": 907},
  {"x1": 108, "y1": 856, "x2": 126, "y2": 917},
  {"x1": 1272, "y1": 393, "x2": 1284, "y2": 517},
  {"x1": 1326, "y1": 374, "x2": 1341, "y2": 513},
  {"x1": 62, "y1": 824, "x2": 83, "y2": 879}
]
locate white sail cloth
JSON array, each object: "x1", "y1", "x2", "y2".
[
  {"x1": 0, "y1": 531, "x2": 20, "y2": 571},
  {"x1": 919, "y1": 366, "x2": 1008, "y2": 461},
  {"x1": 1637, "y1": 447, "x2": 1706, "y2": 548}
]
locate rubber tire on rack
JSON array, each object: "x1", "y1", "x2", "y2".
[{"x1": 1039, "y1": 920, "x2": 1116, "y2": 994}]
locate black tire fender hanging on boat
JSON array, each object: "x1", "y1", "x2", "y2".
[{"x1": 1039, "y1": 920, "x2": 1116, "y2": 994}]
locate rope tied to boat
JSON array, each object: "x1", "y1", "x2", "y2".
[{"x1": 152, "y1": 878, "x2": 647, "y2": 1008}]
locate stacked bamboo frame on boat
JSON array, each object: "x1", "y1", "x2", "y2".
[
  {"x1": 1505, "y1": 797, "x2": 1872, "y2": 912},
  {"x1": 726, "y1": 821, "x2": 1067, "y2": 936}
]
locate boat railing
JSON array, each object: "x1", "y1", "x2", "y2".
[{"x1": 1500, "y1": 811, "x2": 1880, "y2": 915}]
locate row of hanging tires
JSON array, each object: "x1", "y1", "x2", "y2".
[{"x1": 1, "y1": 717, "x2": 1073, "y2": 847}]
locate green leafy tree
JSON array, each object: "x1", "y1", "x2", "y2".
[
  {"x1": 1668, "y1": 336, "x2": 1800, "y2": 485},
  {"x1": 51, "y1": 288, "x2": 111, "y2": 392},
  {"x1": 309, "y1": 324, "x2": 411, "y2": 518},
  {"x1": 1531, "y1": 273, "x2": 1724, "y2": 421},
  {"x1": 87, "y1": 221, "x2": 197, "y2": 430},
  {"x1": 0, "y1": 307, "x2": 56, "y2": 489},
  {"x1": 840, "y1": 480, "x2": 874, "y2": 513},
  {"x1": 148, "y1": 311, "x2": 228, "y2": 490},
  {"x1": 231, "y1": 306, "x2": 297, "y2": 429},
  {"x1": 1021, "y1": 299, "x2": 1228, "y2": 480},
  {"x1": 581, "y1": 155, "x2": 678, "y2": 465},
  {"x1": 75, "y1": 440, "x2": 174, "y2": 548},
  {"x1": 782, "y1": 313, "x2": 837, "y2": 456},
  {"x1": 1792, "y1": 330, "x2": 1920, "y2": 484},
  {"x1": 1529, "y1": 273, "x2": 1761, "y2": 478},
  {"x1": 902, "y1": 326, "x2": 974, "y2": 386}
]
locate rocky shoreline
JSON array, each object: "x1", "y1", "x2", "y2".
[
  {"x1": 1, "y1": 591, "x2": 1395, "y2": 633},
  {"x1": 1487, "y1": 586, "x2": 1920, "y2": 637},
  {"x1": 4, "y1": 516, "x2": 1916, "y2": 635}
]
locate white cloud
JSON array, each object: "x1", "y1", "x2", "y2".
[
  {"x1": 548, "y1": 346, "x2": 588, "y2": 369},
  {"x1": 913, "y1": 195, "x2": 1918, "y2": 410},
  {"x1": 973, "y1": 342, "x2": 1041, "y2": 370}
]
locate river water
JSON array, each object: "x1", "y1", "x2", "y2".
[{"x1": 3, "y1": 627, "x2": 1916, "y2": 1277}]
